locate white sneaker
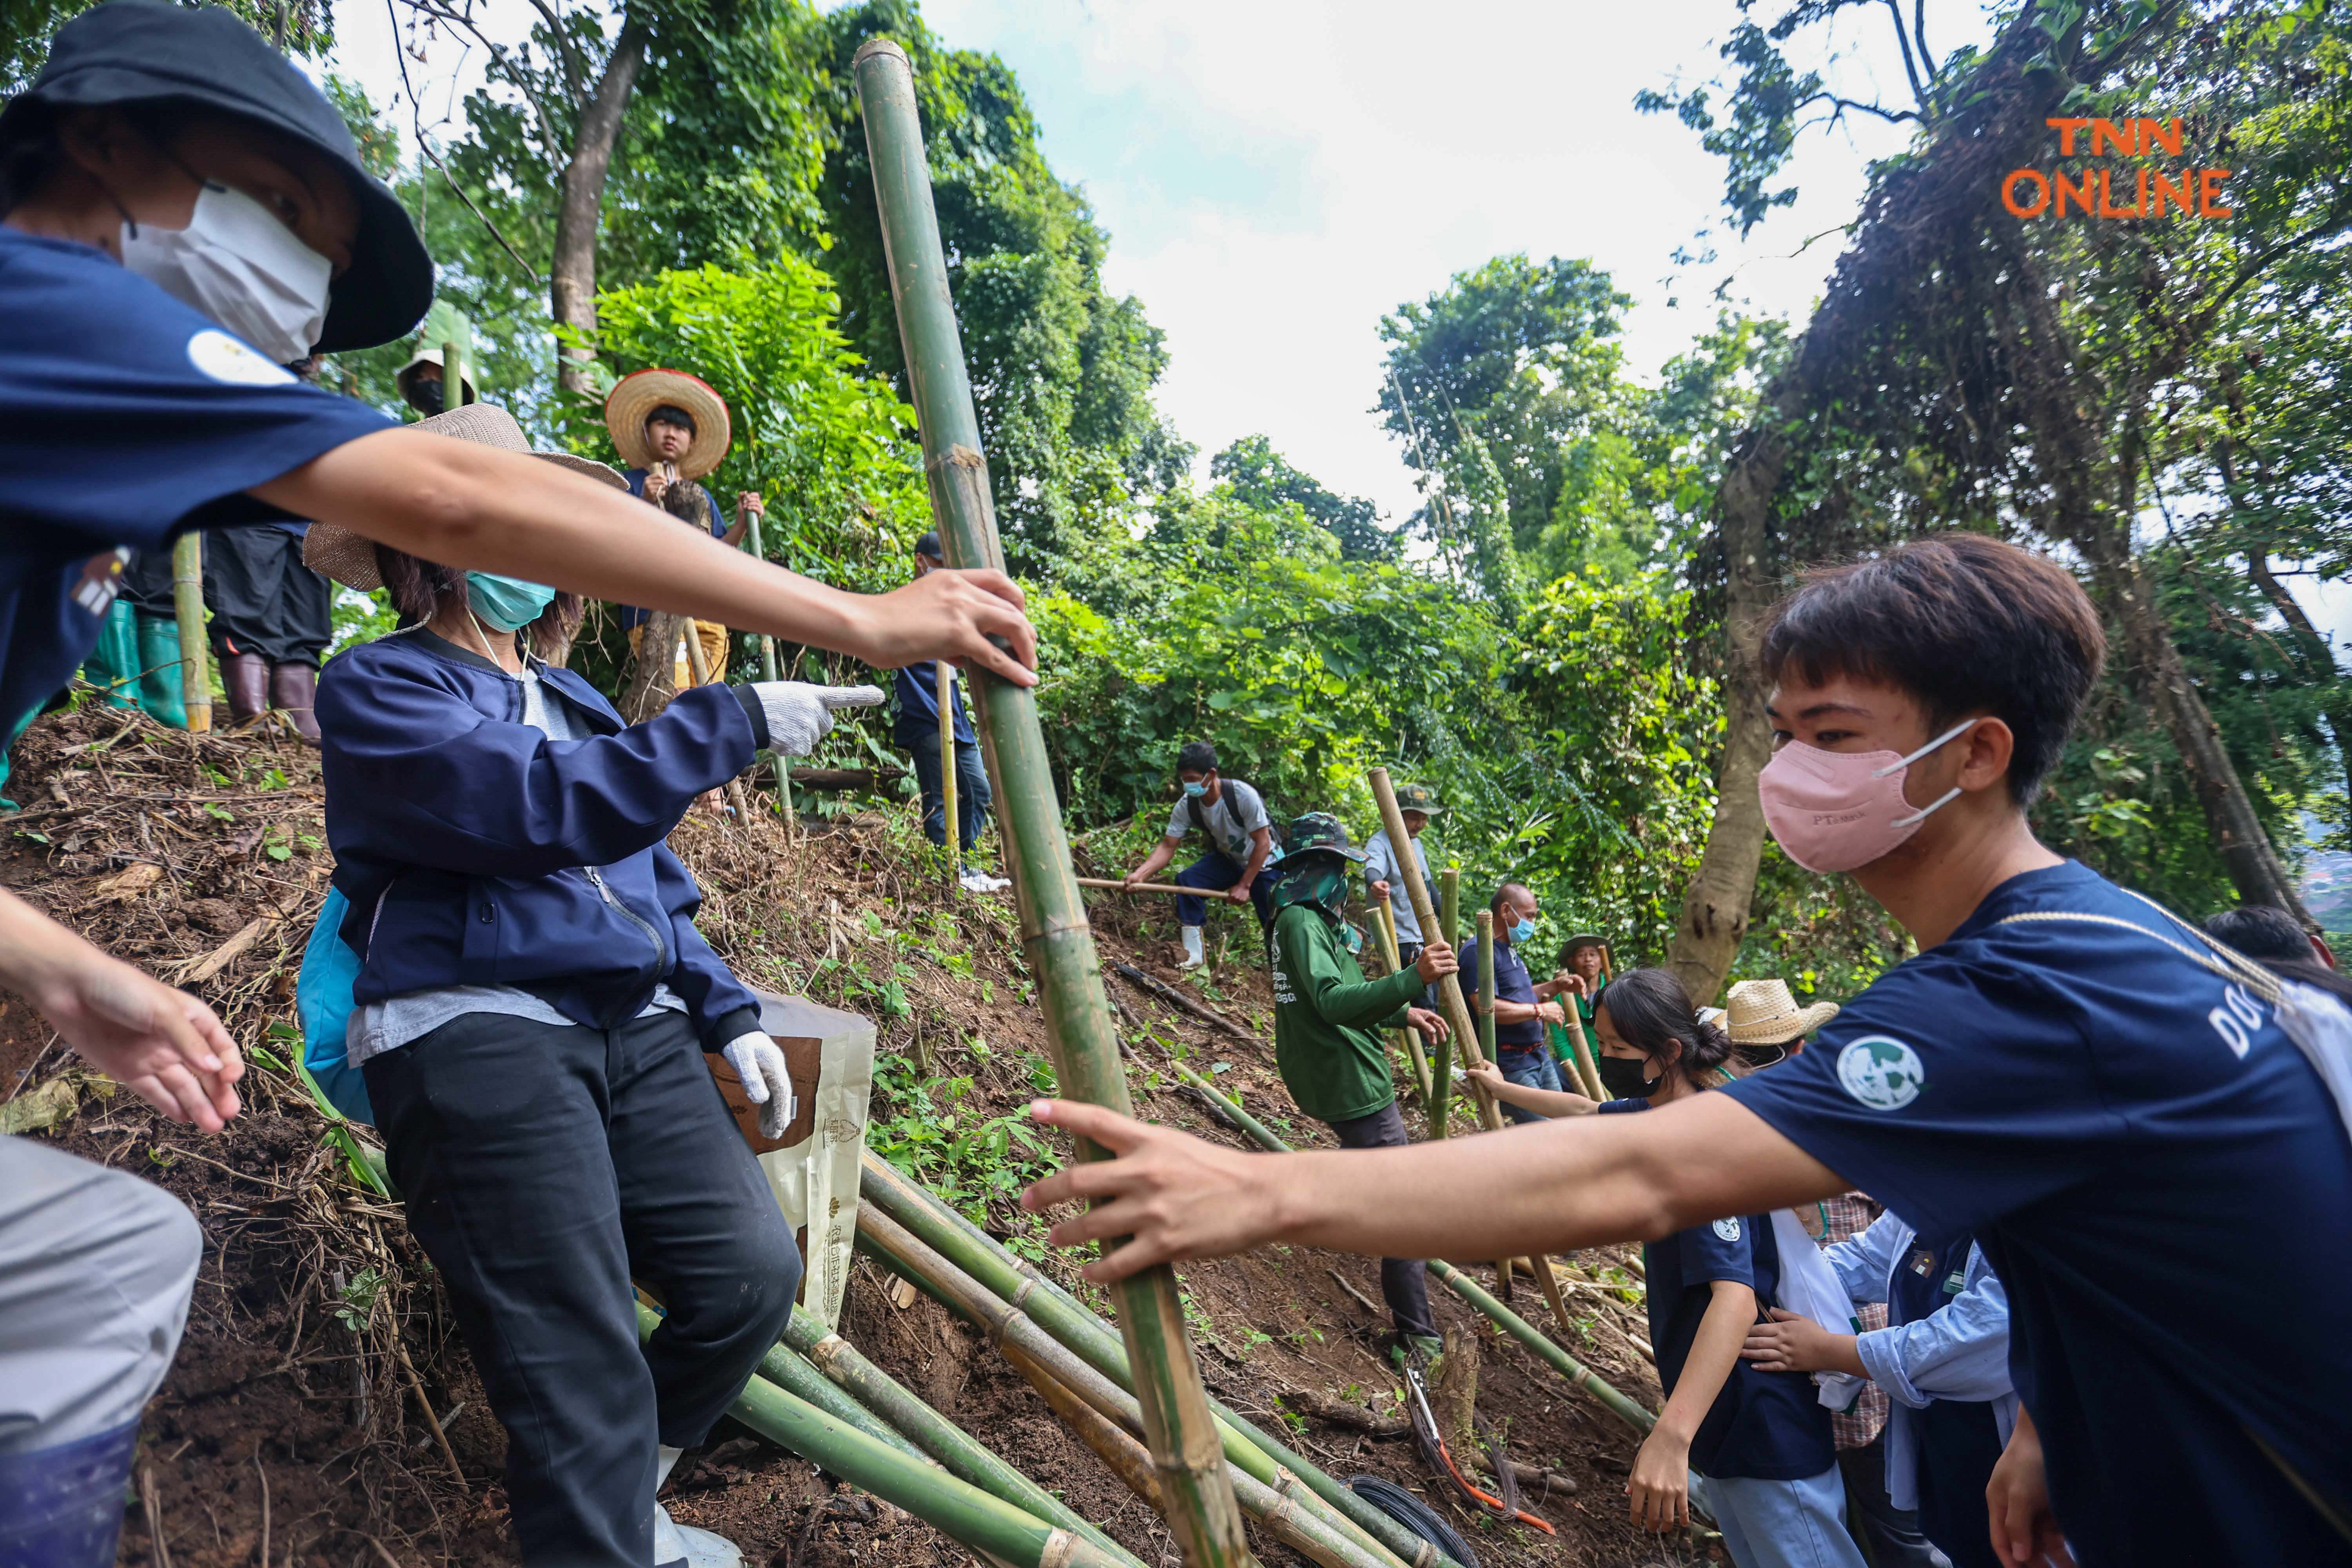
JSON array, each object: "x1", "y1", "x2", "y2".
[
  {"x1": 654, "y1": 1501, "x2": 743, "y2": 1568},
  {"x1": 1178, "y1": 925, "x2": 1206, "y2": 969}
]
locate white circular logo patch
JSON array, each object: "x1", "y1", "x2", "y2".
[
  {"x1": 1837, "y1": 1036, "x2": 1927, "y2": 1111},
  {"x1": 1712, "y1": 1218, "x2": 1742, "y2": 1242},
  {"x1": 186, "y1": 328, "x2": 296, "y2": 387}
]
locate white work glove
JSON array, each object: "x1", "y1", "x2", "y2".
[
  {"x1": 753, "y1": 682, "x2": 885, "y2": 757},
  {"x1": 721, "y1": 1031, "x2": 797, "y2": 1140}
]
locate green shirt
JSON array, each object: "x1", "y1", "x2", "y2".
[
  {"x1": 1548, "y1": 991, "x2": 1597, "y2": 1063},
  {"x1": 1269, "y1": 903, "x2": 1421, "y2": 1123}
]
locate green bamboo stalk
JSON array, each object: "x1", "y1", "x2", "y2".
[
  {"x1": 1476, "y1": 910, "x2": 1497, "y2": 1077},
  {"x1": 853, "y1": 41, "x2": 1248, "y2": 1568},
  {"x1": 635, "y1": 1304, "x2": 1125, "y2": 1568},
  {"x1": 1367, "y1": 903, "x2": 1432, "y2": 1102},
  {"x1": 938, "y1": 660, "x2": 958, "y2": 887},
  {"x1": 1423, "y1": 1260, "x2": 1657, "y2": 1436},
  {"x1": 857, "y1": 1206, "x2": 1405, "y2": 1568},
  {"x1": 756, "y1": 1337, "x2": 932, "y2": 1461},
  {"x1": 1561, "y1": 994, "x2": 1605, "y2": 1102},
  {"x1": 858, "y1": 1156, "x2": 1455, "y2": 1568},
  {"x1": 740, "y1": 503, "x2": 793, "y2": 815},
  {"x1": 171, "y1": 532, "x2": 209, "y2": 733},
  {"x1": 785, "y1": 1307, "x2": 1140, "y2": 1568},
  {"x1": 1160, "y1": 1057, "x2": 1287, "y2": 1155},
  {"x1": 1428, "y1": 868, "x2": 1461, "y2": 1137},
  {"x1": 1438, "y1": 868, "x2": 1459, "y2": 959}
]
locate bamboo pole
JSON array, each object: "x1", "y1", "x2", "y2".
[
  {"x1": 1559, "y1": 994, "x2": 1605, "y2": 1102},
  {"x1": 1367, "y1": 903, "x2": 1432, "y2": 1102},
  {"x1": 635, "y1": 1305, "x2": 1126, "y2": 1568},
  {"x1": 786, "y1": 1307, "x2": 1140, "y2": 1567},
  {"x1": 680, "y1": 621, "x2": 753, "y2": 818},
  {"x1": 170, "y1": 532, "x2": 209, "y2": 733},
  {"x1": 1476, "y1": 910, "x2": 1497, "y2": 1089},
  {"x1": 1423, "y1": 1261, "x2": 1656, "y2": 1437},
  {"x1": 739, "y1": 499, "x2": 794, "y2": 822},
  {"x1": 853, "y1": 42, "x2": 1248, "y2": 1568},
  {"x1": 441, "y1": 336, "x2": 472, "y2": 408},
  {"x1": 1077, "y1": 877, "x2": 1195, "y2": 897},
  {"x1": 857, "y1": 1156, "x2": 1453, "y2": 1568},
  {"x1": 1366, "y1": 769, "x2": 1586, "y2": 1345},
  {"x1": 938, "y1": 660, "x2": 959, "y2": 887},
  {"x1": 858, "y1": 1207, "x2": 1406, "y2": 1568}
]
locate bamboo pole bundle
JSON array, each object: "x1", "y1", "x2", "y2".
[
  {"x1": 853, "y1": 40, "x2": 1247, "y2": 1568},
  {"x1": 784, "y1": 1306, "x2": 1137, "y2": 1566},
  {"x1": 1366, "y1": 770, "x2": 1586, "y2": 1344},
  {"x1": 857, "y1": 1206, "x2": 1405, "y2": 1568},
  {"x1": 1367, "y1": 902, "x2": 1432, "y2": 1101},
  {"x1": 170, "y1": 532, "x2": 209, "y2": 733},
  {"x1": 634, "y1": 1304, "x2": 1128, "y2": 1568},
  {"x1": 857, "y1": 1156, "x2": 1454, "y2": 1568},
  {"x1": 1423, "y1": 1261, "x2": 1656, "y2": 1437}
]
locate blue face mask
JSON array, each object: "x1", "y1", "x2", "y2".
[
  {"x1": 1510, "y1": 917, "x2": 1537, "y2": 945},
  {"x1": 466, "y1": 572, "x2": 556, "y2": 633},
  {"x1": 1181, "y1": 780, "x2": 1209, "y2": 799}
]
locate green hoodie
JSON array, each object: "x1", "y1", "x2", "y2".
[{"x1": 1269, "y1": 902, "x2": 1421, "y2": 1123}]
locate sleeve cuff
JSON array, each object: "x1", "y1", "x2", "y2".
[
  {"x1": 1855, "y1": 1327, "x2": 1931, "y2": 1409},
  {"x1": 702, "y1": 1004, "x2": 763, "y2": 1054},
  {"x1": 731, "y1": 685, "x2": 771, "y2": 751}
]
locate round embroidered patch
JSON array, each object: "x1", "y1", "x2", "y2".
[
  {"x1": 1712, "y1": 1217, "x2": 1741, "y2": 1242},
  {"x1": 187, "y1": 328, "x2": 296, "y2": 386},
  {"x1": 1836, "y1": 1035, "x2": 1927, "y2": 1111}
]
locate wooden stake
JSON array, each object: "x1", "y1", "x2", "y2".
[{"x1": 938, "y1": 660, "x2": 958, "y2": 888}]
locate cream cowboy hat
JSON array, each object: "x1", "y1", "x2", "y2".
[
  {"x1": 1724, "y1": 978, "x2": 1840, "y2": 1045},
  {"x1": 603, "y1": 368, "x2": 732, "y2": 479},
  {"x1": 302, "y1": 403, "x2": 626, "y2": 591}
]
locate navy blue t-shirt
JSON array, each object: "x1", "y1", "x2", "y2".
[
  {"x1": 1456, "y1": 935, "x2": 1543, "y2": 1050},
  {"x1": 1598, "y1": 1096, "x2": 1835, "y2": 1481},
  {"x1": 1725, "y1": 860, "x2": 2352, "y2": 1566},
  {"x1": 615, "y1": 469, "x2": 723, "y2": 632},
  {"x1": 0, "y1": 227, "x2": 389, "y2": 731},
  {"x1": 892, "y1": 659, "x2": 974, "y2": 748}
]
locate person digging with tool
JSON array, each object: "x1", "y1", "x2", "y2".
[
  {"x1": 895, "y1": 530, "x2": 1007, "y2": 893},
  {"x1": 1363, "y1": 780, "x2": 1441, "y2": 1003},
  {"x1": 0, "y1": 9, "x2": 1035, "y2": 1562},
  {"x1": 1455, "y1": 883, "x2": 1577, "y2": 1125},
  {"x1": 1019, "y1": 534, "x2": 2352, "y2": 1568},
  {"x1": 1122, "y1": 740, "x2": 1279, "y2": 969},
  {"x1": 1265, "y1": 812, "x2": 1455, "y2": 1367},
  {"x1": 305, "y1": 400, "x2": 888, "y2": 1568}
]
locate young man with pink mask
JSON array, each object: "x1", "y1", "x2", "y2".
[{"x1": 1018, "y1": 535, "x2": 2352, "y2": 1568}]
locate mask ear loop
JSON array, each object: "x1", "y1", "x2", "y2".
[{"x1": 1877, "y1": 716, "x2": 1982, "y2": 827}]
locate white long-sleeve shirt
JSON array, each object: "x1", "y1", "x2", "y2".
[{"x1": 1828, "y1": 1211, "x2": 2020, "y2": 1511}]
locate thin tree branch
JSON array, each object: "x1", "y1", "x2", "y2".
[{"x1": 1883, "y1": 0, "x2": 1928, "y2": 109}]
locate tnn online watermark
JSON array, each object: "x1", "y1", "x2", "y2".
[{"x1": 2002, "y1": 118, "x2": 2230, "y2": 220}]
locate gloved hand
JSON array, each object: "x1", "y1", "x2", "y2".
[
  {"x1": 721, "y1": 1031, "x2": 797, "y2": 1140},
  {"x1": 753, "y1": 683, "x2": 885, "y2": 757}
]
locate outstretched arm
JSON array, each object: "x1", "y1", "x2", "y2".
[
  {"x1": 1022, "y1": 1089, "x2": 1847, "y2": 1283},
  {"x1": 1463, "y1": 1059, "x2": 1597, "y2": 1118},
  {"x1": 254, "y1": 427, "x2": 1038, "y2": 685}
]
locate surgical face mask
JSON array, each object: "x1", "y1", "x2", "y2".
[
  {"x1": 408, "y1": 375, "x2": 446, "y2": 417},
  {"x1": 1181, "y1": 780, "x2": 1209, "y2": 799},
  {"x1": 120, "y1": 181, "x2": 332, "y2": 365},
  {"x1": 1509, "y1": 917, "x2": 1537, "y2": 945},
  {"x1": 1756, "y1": 718, "x2": 1980, "y2": 875},
  {"x1": 1596, "y1": 1053, "x2": 1661, "y2": 1099},
  {"x1": 465, "y1": 572, "x2": 556, "y2": 633}
]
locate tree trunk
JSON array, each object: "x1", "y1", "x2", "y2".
[
  {"x1": 2245, "y1": 550, "x2": 2352, "y2": 811},
  {"x1": 617, "y1": 610, "x2": 685, "y2": 724},
  {"x1": 551, "y1": 20, "x2": 648, "y2": 399}
]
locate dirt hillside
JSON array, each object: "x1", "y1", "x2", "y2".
[{"x1": 1, "y1": 705, "x2": 1700, "y2": 1568}]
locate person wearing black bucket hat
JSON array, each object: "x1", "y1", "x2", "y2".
[{"x1": 0, "y1": 9, "x2": 1039, "y2": 1563}]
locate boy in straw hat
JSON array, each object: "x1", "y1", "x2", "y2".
[
  {"x1": 1722, "y1": 978, "x2": 1841, "y2": 1070},
  {"x1": 605, "y1": 367, "x2": 760, "y2": 686},
  {"x1": 0, "y1": 7, "x2": 1030, "y2": 1552}
]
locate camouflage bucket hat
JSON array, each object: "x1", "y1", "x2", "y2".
[
  {"x1": 1286, "y1": 812, "x2": 1365, "y2": 862},
  {"x1": 1395, "y1": 782, "x2": 1445, "y2": 814}
]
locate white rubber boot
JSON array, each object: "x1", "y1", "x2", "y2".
[
  {"x1": 653, "y1": 1445, "x2": 744, "y2": 1568},
  {"x1": 1179, "y1": 925, "x2": 1206, "y2": 970}
]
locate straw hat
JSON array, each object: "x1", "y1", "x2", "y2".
[
  {"x1": 603, "y1": 368, "x2": 731, "y2": 479},
  {"x1": 1723, "y1": 979, "x2": 1840, "y2": 1045},
  {"x1": 393, "y1": 347, "x2": 477, "y2": 408},
  {"x1": 303, "y1": 403, "x2": 626, "y2": 591}
]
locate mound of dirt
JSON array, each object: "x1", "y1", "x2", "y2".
[{"x1": 2, "y1": 705, "x2": 1697, "y2": 1568}]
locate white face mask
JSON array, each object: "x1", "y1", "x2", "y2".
[{"x1": 121, "y1": 181, "x2": 331, "y2": 365}]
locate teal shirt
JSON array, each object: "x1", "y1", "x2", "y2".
[{"x1": 1269, "y1": 903, "x2": 1421, "y2": 1123}]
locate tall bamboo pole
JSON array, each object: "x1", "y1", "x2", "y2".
[
  {"x1": 441, "y1": 336, "x2": 473, "y2": 408},
  {"x1": 1560, "y1": 995, "x2": 1605, "y2": 1101},
  {"x1": 1367, "y1": 769, "x2": 1587, "y2": 1345},
  {"x1": 938, "y1": 660, "x2": 958, "y2": 887},
  {"x1": 1476, "y1": 911, "x2": 1497, "y2": 1082},
  {"x1": 1368, "y1": 903, "x2": 1432, "y2": 1102},
  {"x1": 170, "y1": 532, "x2": 209, "y2": 734},
  {"x1": 853, "y1": 41, "x2": 1250, "y2": 1568},
  {"x1": 740, "y1": 500, "x2": 794, "y2": 820},
  {"x1": 1438, "y1": 867, "x2": 1459, "y2": 960}
]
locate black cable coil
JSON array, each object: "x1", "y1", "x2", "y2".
[{"x1": 1345, "y1": 1474, "x2": 1482, "y2": 1568}]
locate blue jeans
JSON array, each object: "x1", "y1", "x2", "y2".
[
  {"x1": 1172, "y1": 849, "x2": 1279, "y2": 931},
  {"x1": 1495, "y1": 1045, "x2": 1565, "y2": 1125},
  {"x1": 906, "y1": 728, "x2": 991, "y2": 856},
  {"x1": 1697, "y1": 1465, "x2": 1870, "y2": 1568}
]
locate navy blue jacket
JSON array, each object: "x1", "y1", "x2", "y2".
[{"x1": 317, "y1": 628, "x2": 770, "y2": 1049}]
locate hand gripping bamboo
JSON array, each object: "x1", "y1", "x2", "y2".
[
  {"x1": 854, "y1": 40, "x2": 1250, "y2": 1568},
  {"x1": 1366, "y1": 769, "x2": 1587, "y2": 1347}
]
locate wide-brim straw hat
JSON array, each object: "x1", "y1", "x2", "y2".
[
  {"x1": 1724, "y1": 978, "x2": 1840, "y2": 1045},
  {"x1": 1562, "y1": 932, "x2": 1609, "y2": 955},
  {"x1": 303, "y1": 403, "x2": 626, "y2": 591},
  {"x1": 603, "y1": 368, "x2": 731, "y2": 479}
]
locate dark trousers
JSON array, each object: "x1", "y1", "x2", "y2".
[
  {"x1": 1172, "y1": 849, "x2": 1279, "y2": 930},
  {"x1": 204, "y1": 527, "x2": 331, "y2": 666},
  {"x1": 120, "y1": 547, "x2": 176, "y2": 619},
  {"x1": 906, "y1": 728, "x2": 991, "y2": 855},
  {"x1": 1495, "y1": 1045, "x2": 1565, "y2": 1126},
  {"x1": 1327, "y1": 1103, "x2": 1437, "y2": 1341},
  {"x1": 1837, "y1": 1434, "x2": 1952, "y2": 1568},
  {"x1": 364, "y1": 1009, "x2": 802, "y2": 1567}
]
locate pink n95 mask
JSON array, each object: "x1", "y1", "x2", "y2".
[{"x1": 1757, "y1": 718, "x2": 1980, "y2": 873}]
